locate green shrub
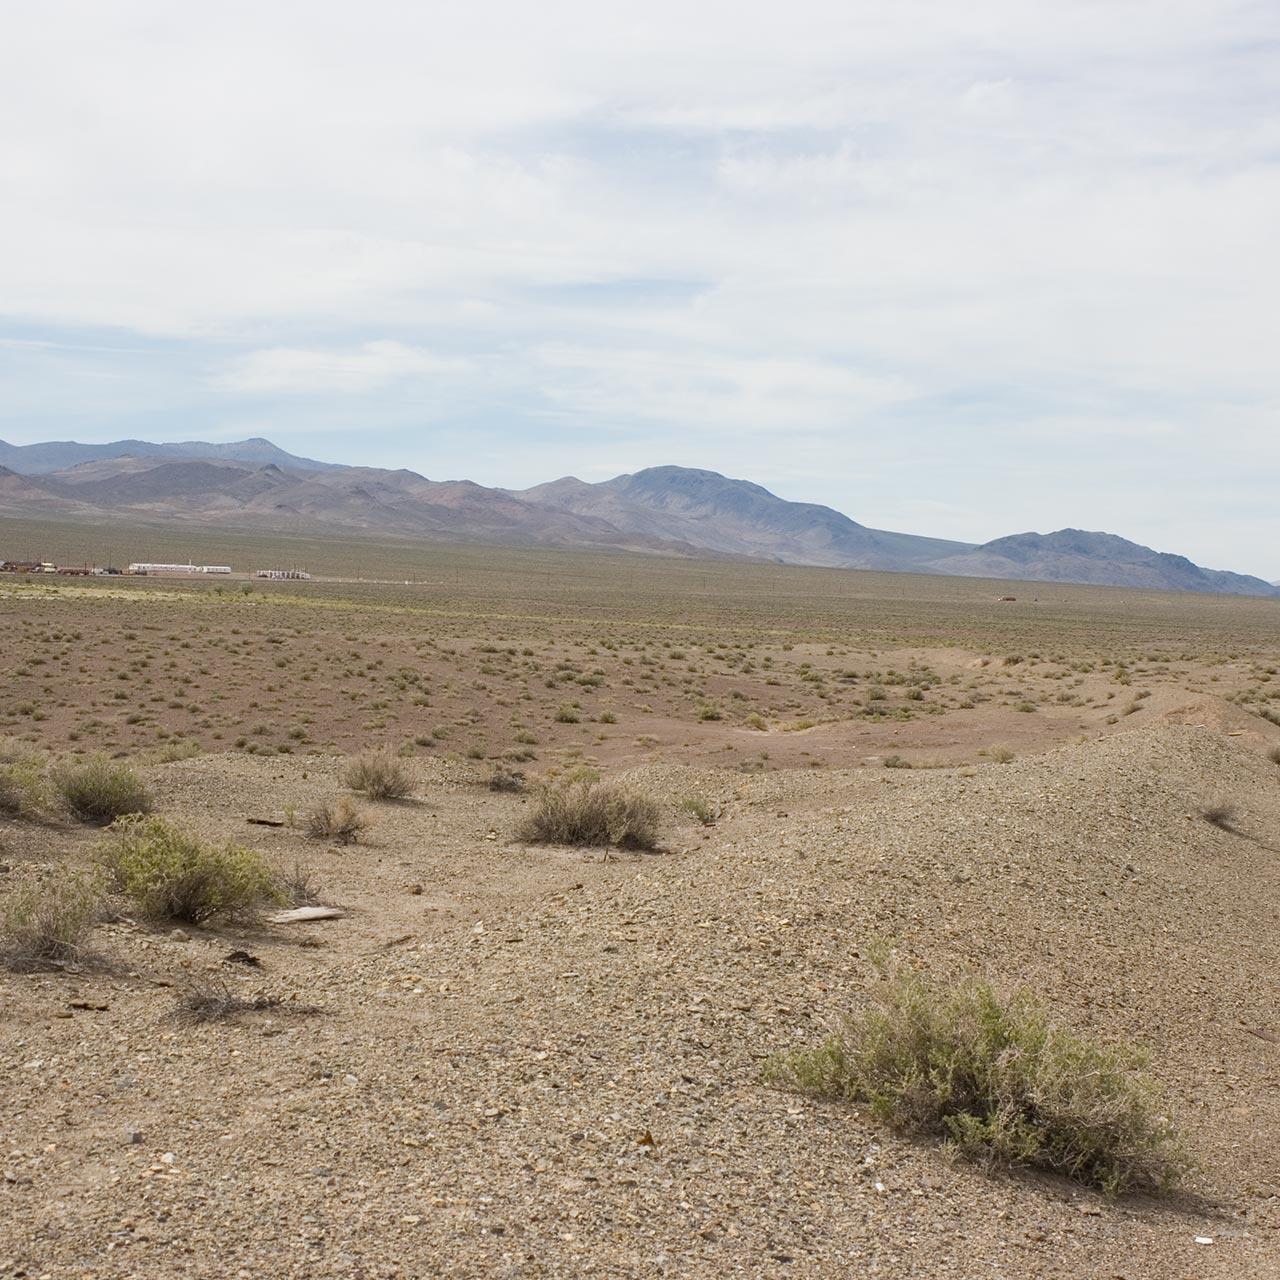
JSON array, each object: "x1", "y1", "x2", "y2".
[
  {"x1": 100, "y1": 815, "x2": 279, "y2": 924},
  {"x1": 680, "y1": 793, "x2": 719, "y2": 826},
  {"x1": 517, "y1": 777, "x2": 659, "y2": 850},
  {"x1": 53, "y1": 756, "x2": 152, "y2": 824},
  {"x1": 764, "y1": 967, "x2": 1186, "y2": 1197},
  {"x1": 342, "y1": 749, "x2": 413, "y2": 800},
  {"x1": 1, "y1": 869, "x2": 103, "y2": 968},
  {"x1": 306, "y1": 796, "x2": 369, "y2": 845},
  {"x1": 0, "y1": 757, "x2": 47, "y2": 819},
  {"x1": 554, "y1": 704, "x2": 580, "y2": 724}
]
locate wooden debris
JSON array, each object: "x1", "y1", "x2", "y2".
[{"x1": 268, "y1": 906, "x2": 345, "y2": 924}]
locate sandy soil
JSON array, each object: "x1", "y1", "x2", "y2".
[{"x1": 2, "y1": 719, "x2": 1278, "y2": 1278}]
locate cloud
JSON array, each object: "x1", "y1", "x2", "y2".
[
  {"x1": 212, "y1": 342, "x2": 470, "y2": 394},
  {"x1": 0, "y1": 0, "x2": 1278, "y2": 573},
  {"x1": 533, "y1": 344, "x2": 915, "y2": 432}
]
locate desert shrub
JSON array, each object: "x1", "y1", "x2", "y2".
[
  {"x1": 282, "y1": 860, "x2": 322, "y2": 906},
  {"x1": 744, "y1": 712, "x2": 768, "y2": 731},
  {"x1": 1267, "y1": 745, "x2": 1280, "y2": 766},
  {"x1": 488, "y1": 766, "x2": 525, "y2": 793},
  {"x1": 53, "y1": 756, "x2": 152, "y2": 824},
  {"x1": 174, "y1": 977, "x2": 281, "y2": 1023},
  {"x1": 987, "y1": 745, "x2": 1015, "y2": 764},
  {"x1": 680, "y1": 793, "x2": 719, "y2": 826},
  {"x1": 554, "y1": 704, "x2": 580, "y2": 724},
  {"x1": 764, "y1": 968, "x2": 1186, "y2": 1197},
  {"x1": 306, "y1": 796, "x2": 369, "y2": 845},
  {"x1": 517, "y1": 777, "x2": 659, "y2": 850},
  {"x1": 1, "y1": 869, "x2": 103, "y2": 968},
  {"x1": 883, "y1": 755, "x2": 911, "y2": 769},
  {"x1": 0, "y1": 756, "x2": 47, "y2": 819},
  {"x1": 100, "y1": 815, "x2": 279, "y2": 924},
  {"x1": 342, "y1": 749, "x2": 413, "y2": 800},
  {"x1": 697, "y1": 703, "x2": 723, "y2": 722}
]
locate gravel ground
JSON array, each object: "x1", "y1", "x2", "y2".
[{"x1": 1, "y1": 722, "x2": 1277, "y2": 1278}]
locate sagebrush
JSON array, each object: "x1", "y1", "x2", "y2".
[
  {"x1": 517, "y1": 777, "x2": 659, "y2": 850},
  {"x1": 764, "y1": 967, "x2": 1186, "y2": 1196},
  {"x1": 100, "y1": 815, "x2": 279, "y2": 924},
  {"x1": 343, "y1": 750, "x2": 413, "y2": 800},
  {"x1": 1, "y1": 869, "x2": 103, "y2": 968},
  {"x1": 306, "y1": 796, "x2": 369, "y2": 844},
  {"x1": 53, "y1": 756, "x2": 152, "y2": 824},
  {"x1": 0, "y1": 759, "x2": 47, "y2": 819}
]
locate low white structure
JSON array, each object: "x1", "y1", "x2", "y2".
[{"x1": 128, "y1": 563, "x2": 233, "y2": 575}]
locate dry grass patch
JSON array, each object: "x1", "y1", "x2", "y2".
[
  {"x1": 343, "y1": 749, "x2": 413, "y2": 800},
  {"x1": 52, "y1": 756, "x2": 152, "y2": 825},
  {"x1": 306, "y1": 796, "x2": 369, "y2": 845},
  {"x1": 100, "y1": 815, "x2": 280, "y2": 924},
  {"x1": 680, "y1": 793, "x2": 720, "y2": 826},
  {"x1": 175, "y1": 977, "x2": 283, "y2": 1023},
  {"x1": 765, "y1": 967, "x2": 1186, "y2": 1197},
  {"x1": 1, "y1": 869, "x2": 103, "y2": 969},
  {"x1": 0, "y1": 758, "x2": 47, "y2": 819},
  {"x1": 517, "y1": 777, "x2": 660, "y2": 850}
]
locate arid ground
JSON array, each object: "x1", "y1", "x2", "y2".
[{"x1": 1, "y1": 526, "x2": 1278, "y2": 1278}]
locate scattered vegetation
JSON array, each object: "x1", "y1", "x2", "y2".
[
  {"x1": 680, "y1": 793, "x2": 720, "y2": 825},
  {"x1": 281, "y1": 860, "x2": 322, "y2": 907},
  {"x1": 343, "y1": 749, "x2": 413, "y2": 800},
  {"x1": 517, "y1": 776, "x2": 660, "y2": 850},
  {"x1": 174, "y1": 977, "x2": 283, "y2": 1023},
  {"x1": 1, "y1": 869, "x2": 103, "y2": 968},
  {"x1": 53, "y1": 756, "x2": 153, "y2": 824},
  {"x1": 764, "y1": 966, "x2": 1186, "y2": 1197},
  {"x1": 0, "y1": 747, "x2": 47, "y2": 819},
  {"x1": 306, "y1": 796, "x2": 369, "y2": 845},
  {"x1": 100, "y1": 815, "x2": 279, "y2": 924}
]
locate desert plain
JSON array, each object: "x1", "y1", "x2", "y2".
[{"x1": 1, "y1": 523, "x2": 1278, "y2": 1278}]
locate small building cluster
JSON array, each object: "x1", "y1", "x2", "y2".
[
  {"x1": 1, "y1": 558, "x2": 315, "y2": 579},
  {"x1": 126, "y1": 563, "x2": 232, "y2": 575},
  {"x1": 0, "y1": 561, "x2": 96, "y2": 575}
]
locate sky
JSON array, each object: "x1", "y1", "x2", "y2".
[{"x1": 1, "y1": 1, "x2": 1278, "y2": 578}]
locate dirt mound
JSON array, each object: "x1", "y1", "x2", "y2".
[{"x1": 2, "y1": 726, "x2": 1277, "y2": 1277}]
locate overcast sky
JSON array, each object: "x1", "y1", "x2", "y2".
[{"x1": 2, "y1": 1, "x2": 1278, "y2": 576}]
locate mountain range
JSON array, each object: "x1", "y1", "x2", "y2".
[{"x1": 0, "y1": 436, "x2": 1275, "y2": 597}]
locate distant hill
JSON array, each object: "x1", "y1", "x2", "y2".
[
  {"x1": 0, "y1": 437, "x2": 1275, "y2": 598},
  {"x1": 520, "y1": 466, "x2": 971, "y2": 569},
  {"x1": 928, "y1": 529, "x2": 1278, "y2": 598},
  {"x1": 0, "y1": 436, "x2": 333, "y2": 475}
]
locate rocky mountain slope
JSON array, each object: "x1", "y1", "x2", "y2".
[
  {"x1": 0, "y1": 439, "x2": 1275, "y2": 596},
  {"x1": 0, "y1": 435, "x2": 331, "y2": 474}
]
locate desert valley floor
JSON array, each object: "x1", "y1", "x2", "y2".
[{"x1": 1, "y1": 535, "x2": 1278, "y2": 1278}]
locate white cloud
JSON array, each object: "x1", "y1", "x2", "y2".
[
  {"x1": 0, "y1": 0, "x2": 1278, "y2": 573},
  {"x1": 533, "y1": 345, "x2": 914, "y2": 432},
  {"x1": 212, "y1": 342, "x2": 470, "y2": 394}
]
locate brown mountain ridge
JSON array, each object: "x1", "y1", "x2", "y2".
[{"x1": 0, "y1": 439, "x2": 1274, "y2": 597}]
